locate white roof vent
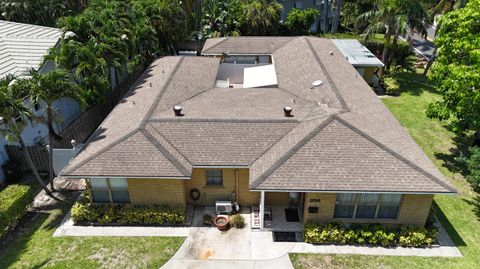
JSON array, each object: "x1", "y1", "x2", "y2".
[{"x1": 311, "y1": 80, "x2": 323, "y2": 89}]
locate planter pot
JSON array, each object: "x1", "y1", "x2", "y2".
[{"x1": 214, "y1": 216, "x2": 229, "y2": 231}]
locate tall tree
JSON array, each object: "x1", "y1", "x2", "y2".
[
  {"x1": 356, "y1": 0, "x2": 428, "y2": 75},
  {"x1": 23, "y1": 70, "x2": 81, "y2": 191},
  {"x1": 0, "y1": 76, "x2": 60, "y2": 200},
  {"x1": 426, "y1": 0, "x2": 480, "y2": 132},
  {"x1": 241, "y1": 0, "x2": 283, "y2": 36},
  {"x1": 331, "y1": 0, "x2": 343, "y2": 34}
]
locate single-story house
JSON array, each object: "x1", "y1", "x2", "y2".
[
  {"x1": 332, "y1": 39, "x2": 384, "y2": 85},
  {"x1": 0, "y1": 20, "x2": 82, "y2": 183},
  {"x1": 60, "y1": 36, "x2": 455, "y2": 229}
]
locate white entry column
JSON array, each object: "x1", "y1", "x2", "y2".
[{"x1": 259, "y1": 191, "x2": 265, "y2": 229}]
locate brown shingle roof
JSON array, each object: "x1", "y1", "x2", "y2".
[{"x1": 60, "y1": 36, "x2": 455, "y2": 194}]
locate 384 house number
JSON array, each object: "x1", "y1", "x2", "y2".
[{"x1": 309, "y1": 198, "x2": 320, "y2": 203}]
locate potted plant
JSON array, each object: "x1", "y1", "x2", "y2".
[
  {"x1": 203, "y1": 214, "x2": 213, "y2": 226},
  {"x1": 214, "y1": 215, "x2": 229, "y2": 231}
]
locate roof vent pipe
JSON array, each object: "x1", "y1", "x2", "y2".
[
  {"x1": 173, "y1": 105, "x2": 183, "y2": 116},
  {"x1": 283, "y1": 106, "x2": 293, "y2": 117}
]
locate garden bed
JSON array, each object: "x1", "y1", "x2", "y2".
[
  {"x1": 304, "y1": 222, "x2": 438, "y2": 248},
  {"x1": 71, "y1": 197, "x2": 186, "y2": 227}
]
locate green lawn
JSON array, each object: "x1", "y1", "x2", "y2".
[
  {"x1": 290, "y1": 71, "x2": 480, "y2": 269},
  {"x1": 0, "y1": 201, "x2": 184, "y2": 269}
]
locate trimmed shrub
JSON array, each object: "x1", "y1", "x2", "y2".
[
  {"x1": 304, "y1": 222, "x2": 437, "y2": 247},
  {"x1": 230, "y1": 214, "x2": 245, "y2": 229},
  {"x1": 0, "y1": 184, "x2": 32, "y2": 238},
  {"x1": 70, "y1": 199, "x2": 185, "y2": 225},
  {"x1": 384, "y1": 76, "x2": 400, "y2": 96}
]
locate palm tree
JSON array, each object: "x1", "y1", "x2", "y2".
[
  {"x1": 331, "y1": 0, "x2": 343, "y2": 34},
  {"x1": 356, "y1": 0, "x2": 428, "y2": 75},
  {"x1": 242, "y1": 0, "x2": 283, "y2": 36},
  {"x1": 0, "y1": 76, "x2": 60, "y2": 201},
  {"x1": 26, "y1": 69, "x2": 81, "y2": 191},
  {"x1": 434, "y1": 0, "x2": 467, "y2": 14}
]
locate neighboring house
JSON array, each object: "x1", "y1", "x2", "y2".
[
  {"x1": 332, "y1": 39, "x2": 384, "y2": 85},
  {"x1": 0, "y1": 20, "x2": 82, "y2": 183},
  {"x1": 60, "y1": 36, "x2": 456, "y2": 230},
  {"x1": 279, "y1": 0, "x2": 334, "y2": 32}
]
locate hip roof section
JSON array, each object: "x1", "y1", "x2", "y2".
[{"x1": 60, "y1": 36, "x2": 455, "y2": 194}]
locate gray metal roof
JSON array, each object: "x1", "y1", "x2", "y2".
[
  {"x1": 0, "y1": 20, "x2": 63, "y2": 79},
  {"x1": 60, "y1": 37, "x2": 455, "y2": 194},
  {"x1": 332, "y1": 39, "x2": 384, "y2": 67}
]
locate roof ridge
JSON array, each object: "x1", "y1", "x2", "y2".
[
  {"x1": 271, "y1": 36, "x2": 299, "y2": 53},
  {"x1": 202, "y1": 37, "x2": 230, "y2": 53},
  {"x1": 148, "y1": 118, "x2": 299, "y2": 123},
  {"x1": 250, "y1": 115, "x2": 335, "y2": 189},
  {"x1": 334, "y1": 116, "x2": 456, "y2": 193},
  {"x1": 305, "y1": 37, "x2": 349, "y2": 111},
  {"x1": 146, "y1": 124, "x2": 193, "y2": 168},
  {"x1": 141, "y1": 127, "x2": 191, "y2": 176},
  {"x1": 61, "y1": 128, "x2": 140, "y2": 175},
  {"x1": 140, "y1": 56, "x2": 185, "y2": 126}
]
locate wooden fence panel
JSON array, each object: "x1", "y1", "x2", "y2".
[{"x1": 5, "y1": 145, "x2": 49, "y2": 173}]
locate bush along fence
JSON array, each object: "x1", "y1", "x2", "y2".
[
  {"x1": 304, "y1": 222, "x2": 438, "y2": 247},
  {"x1": 71, "y1": 197, "x2": 185, "y2": 226},
  {"x1": 0, "y1": 184, "x2": 33, "y2": 238}
]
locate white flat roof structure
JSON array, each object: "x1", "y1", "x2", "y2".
[
  {"x1": 0, "y1": 20, "x2": 63, "y2": 79},
  {"x1": 332, "y1": 39, "x2": 384, "y2": 67},
  {"x1": 243, "y1": 64, "x2": 278, "y2": 88}
]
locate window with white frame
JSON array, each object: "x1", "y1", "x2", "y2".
[
  {"x1": 89, "y1": 178, "x2": 130, "y2": 203},
  {"x1": 334, "y1": 193, "x2": 402, "y2": 219},
  {"x1": 205, "y1": 170, "x2": 223, "y2": 186}
]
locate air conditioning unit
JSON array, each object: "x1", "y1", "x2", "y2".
[{"x1": 215, "y1": 201, "x2": 233, "y2": 215}]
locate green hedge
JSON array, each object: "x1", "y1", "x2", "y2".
[
  {"x1": 71, "y1": 200, "x2": 185, "y2": 225},
  {"x1": 383, "y1": 76, "x2": 400, "y2": 96},
  {"x1": 0, "y1": 184, "x2": 33, "y2": 238},
  {"x1": 304, "y1": 222, "x2": 437, "y2": 247}
]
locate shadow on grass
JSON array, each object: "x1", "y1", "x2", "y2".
[
  {"x1": 0, "y1": 193, "x2": 76, "y2": 268},
  {"x1": 432, "y1": 201, "x2": 467, "y2": 247},
  {"x1": 434, "y1": 134, "x2": 472, "y2": 176},
  {"x1": 394, "y1": 71, "x2": 440, "y2": 96},
  {"x1": 462, "y1": 194, "x2": 480, "y2": 222}
]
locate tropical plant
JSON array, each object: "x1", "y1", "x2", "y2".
[
  {"x1": 0, "y1": 0, "x2": 87, "y2": 27},
  {"x1": 434, "y1": 0, "x2": 468, "y2": 14},
  {"x1": 0, "y1": 76, "x2": 60, "y2": 200},
  {"x1": 241, "y1": 0, "x2": 283, "y2": 36},
  {"x1": 426, "y1": 0, "x2": 480, "y2": 132},
  {"x1": 22, "y1": 69, "x2": 81, "y2": 191},
  {"x1": 200, "y1": 0, "x2": 242, "y2": 38},
  {"x1": 284, "y1": 8, "x2": 320, "y2": 35},
  {"x1": 356, "y1": 0, "x2": 429, "y2": 75}
]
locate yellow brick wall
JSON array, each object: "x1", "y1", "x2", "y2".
[
  {"x1": 237, "y1": 169, "x2": 260, "y2": 205},
  {"x1": 362, "y1": 67, "x2": 376, "y2": 84},
  {"x1": 303, "y1": 193, "x2": 336, "y2": 223},
  {"x1": 265, "y1": 192, "x2": 289, "y2": 205},
  {"x1": 397, "y1": 194, "x2": 433, "y2": 227},
  {"x1": 127, "y1": 178, "x2": 186, "y2": 208},
  {"x1": 185, "y1": 168, "x2": 258, "y2": 206}
]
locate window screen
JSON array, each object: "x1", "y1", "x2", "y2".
[
  {"x1": 206, "y1": 170, "x2": 223, "y2": 186},
  {"x1": 377, "y1": 194, "x2": 402, "y2": 219},
  {"x1": 333, "y1": 193, "x2": 356, "y2": 218},
  {"x1": 355, "y1": 194, "x2": 379, "y2": 218}
]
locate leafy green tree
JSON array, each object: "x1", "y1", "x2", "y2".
[
  {"x1": 0, "y1": 76, "x2": 60, "y2": 200},
  {"x1": 466, "y1": 146, "x2": 480, "y2": 192},
  {"x1": 284, "y1": 8, "x2": 320, "y2": 35},
  {"x1": 200, "y1": 0, "x2": 242, "y2": 38},
  {"x1": 22, "y1": 70, "x2": 81, "y2": 191},
  {"x1": 426, "y1": 0, "x2": 480, "y2": 132},
  {"x1": 0, "y1": 0, "x2": 87, "y2": 27},
  {"x1": 241, "y1": 0, "x2": 283, "y2": 36}
]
